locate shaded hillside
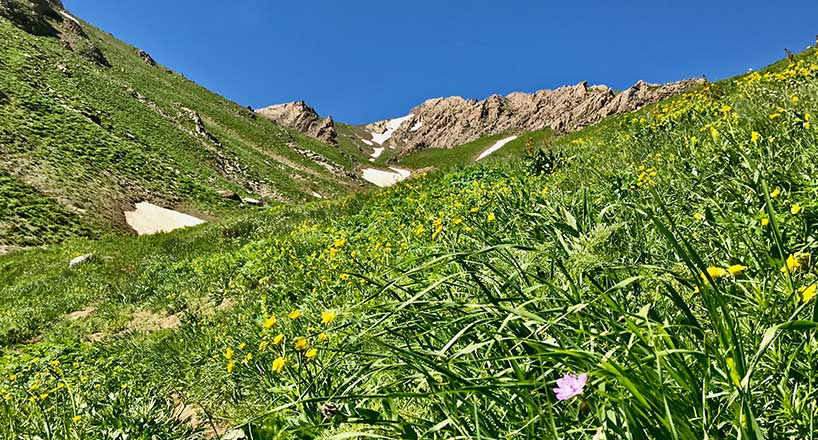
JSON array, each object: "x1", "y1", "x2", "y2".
[{"x1": 0, "y1": 0, "x2": 361, "y2": 246}]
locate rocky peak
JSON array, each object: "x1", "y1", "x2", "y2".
[
  {"x1": 256, "y1": 101, "x2": 338, "y2": 145},
  {"x1": 366, "y1": 78, "x2": 703, "y2": 152}
]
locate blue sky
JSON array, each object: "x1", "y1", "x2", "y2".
[{"x1": 64, "y1": 0, "x2": 818, "y2": 124}]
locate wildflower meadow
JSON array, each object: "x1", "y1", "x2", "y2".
[{"x1": 2, "y1": 46, "x2": 818, "y2": 439}]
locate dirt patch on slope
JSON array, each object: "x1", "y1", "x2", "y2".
[{"x1": 127, "y1": 310, "x2": 181, "y2": 332}]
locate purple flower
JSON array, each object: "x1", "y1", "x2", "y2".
[{"x1": 553, "y1": 373, "x2": 587, "y2": 401}]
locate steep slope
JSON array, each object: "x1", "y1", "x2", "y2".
[
  {"x1": 1, "y1": 44, "x2": 817, "y2": 439},
  {"x1": 0, "y1": 0, "x2": 360, "y2": 246}
]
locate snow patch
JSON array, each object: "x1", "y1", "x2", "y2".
[
  {"x1": 369, "y1": 147, "x2": 384, "y2": 162},
  {"x1": 410, "y1": 119, "x2": 422, "y2": 132},
  {"x1": 476, "y1": 136, "x2": 518, "y2": 161},
  {"x1": 370, "y1": 114, "x2": 413, "y2": 146},
  {"x1": 59, "y1": 10, "x2": 80, "y2": 24},
  {"x1": 124, "y1": 202, "x2": 205, "y2": 235},
  {"x1": 362, "y1": 139, "x2": 373, "y2": 146},
  {"x1": 362, "y1": 167, "x2": 412, "y2": 187}
]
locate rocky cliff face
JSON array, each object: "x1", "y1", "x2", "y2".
[
  {"x1": 367, "y1": 79, "x2": 703, "y2": 152},
  {"x1": 256, "y1": 101, "x2": 337, "y2": 145},
  {"x1": 0, "y1": 0, "x2": 109, "y2": 66}
]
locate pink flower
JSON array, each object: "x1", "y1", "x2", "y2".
[{"x1": 553, "y1": 373, "x2": 587, "y2": 401}]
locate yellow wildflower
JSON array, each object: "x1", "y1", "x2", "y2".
[
  {"x1": 761, "y1": 217, "x2": 770, "y2": 227},
  {"x1": 294, "y1": 337, "x2": 308, "y2": 351},
  {"x1": 243, "y1": 353, "x2": 253, "y2": 364},
  {"x1": 770, "y1": 187, "x2": 781, "y2": 198},
  {"x1": 487, "y1": 213, "x2": 496, "y2": 222},
  {"x1": 432, "y1": 224, "x2": 443, "y2": 240},
  {"x1": 800, "y1": 284, "x2": 817, "y2": 302},
  {"x1": 224, "y1": 347, "x2": 234, "y2": 360},
  {"x1": 751, "y1": 131, "x2": 761, "y2": 144},
  {"x1": 263, "y1": 315, "x2": 277, "y2": 329},
  {"x1": 72, "y1": 415, "x2": 82, "y2": 424},
  {"x1": 226, "y1": 361, "x2": 235, "y2": 373},
  {"x1": 727, "y1": 264, "x2": 747, "y2": 276},
  {"x1": 791, "y1": 203, "x2": 802, "y2": 215},
  {"x1": 453, "y1": 218, "x2": 463, "y2": 225},
  {"x1": 470, "y1": 207, "x2": 479, "y2": 213},
  {"x1": 318, "y1": 333, "x2": 329, "y2": 343},
  {"x1": 273, "y1": 334, "x2": 285, "y2": 345},
  {"x1": 258, "y1": 340, "x2": 269, "y2": 351},
  {"x1": 305, "y1": 348, "x2": 318, "y2": 359},
  {"x1": 272, "y1": 357, "x2": 286, "y2": 373},
  {"x1": 321, "y1": 310, "x2": 336, "y2": 325},
  {"x1": 339, "y1": 273, "x2": 350, "y2": 281},
  {"x1": 693, "y1": 212, "x2": 705, "y2": 221},
  {"x1": 702, "y1": 266, "x2": 729, "y2": 281},
  {"x1": 288, "y1": 309, "x2": 302, "y2": 320},
  {"x1": 791, "y1": 95, "x2": 800, "y2": 103},
  {"x1": 782, "y1": 253, "x2": 811, "y2": 273}
]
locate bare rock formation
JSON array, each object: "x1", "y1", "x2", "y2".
[
  {"x1": 371, "y1": 78, "x2": 703, "y2": 152},
  {"x1": 256, "y1": 101, "x2": 338, "y2": 145},
  {"x1": 138, "y1": 49, "x2": 156, "y2": 66}
]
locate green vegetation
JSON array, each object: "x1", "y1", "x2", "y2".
[
  {"x1": 0, "y1": 1, "x2": 360, "y2": 246},
  {"x1": 2, "y1": 44, "x2": 818, "y2": 438},
  {"x1": 0, "y1": 170, "x2": 97, "y2": 245},
  {"x1": 334, "y1": 122, "x2": 375, "y2": 164},
  {"x1": 397, "y1": 129, "x2": 552, "y2": 170},
  {"x1": 4, "y1": 2, "x2": 818, "y2": 438}
]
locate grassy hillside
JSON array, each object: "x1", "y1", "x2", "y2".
[
  {"x1": 334, "y1": 122, "x2": 375, "y2": 164},
  {"x1": 3, "y1": 18, "x2": 818, "y2": 440},
  {"x1": 0, "y1": 1, "x2": 361, "y2": 247},
  {"x1": 397, "y1": 129, "x2": 553, "y2": 170}
]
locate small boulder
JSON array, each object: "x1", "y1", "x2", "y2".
[
  {"x1": 137, "y1": 49, "x2": 156, "y2": 66},
  {"x1": 217, "y1": 190, "x2": 241, "y2": 201},
  {"x1": 68, "y1": 253, "x2": 93, "y2": 268}
]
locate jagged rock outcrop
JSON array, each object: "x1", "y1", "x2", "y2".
[
  {"x1": 368, "y1": 79, "x2": 703, "y2": 152},
  {"x1": 256, "y1": 101, "x2": 337, "y2": 145},
  {"x1": 0, "y1": 0, "x2": 62, "y2": 36},
  {"x1": 138, "y1": 49, "x2": 156, "y2": 66},
  {"x1": 1, "y1": 0, "x2": 110, "y2": 66}
]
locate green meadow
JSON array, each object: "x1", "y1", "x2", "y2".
[{"x1": 2, "y1": 36, "x2": 818, "y2": 439}]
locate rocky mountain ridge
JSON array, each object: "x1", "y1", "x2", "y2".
[
  {"x1": 384, "y1": 78, "x2": 704, "y2": 152},
  {"x1": 255, "y1": 101, "x2": 337, "y2": 145},
  {"x1": 261, "y1": 78, "x2": 703, "y2": 155}
]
